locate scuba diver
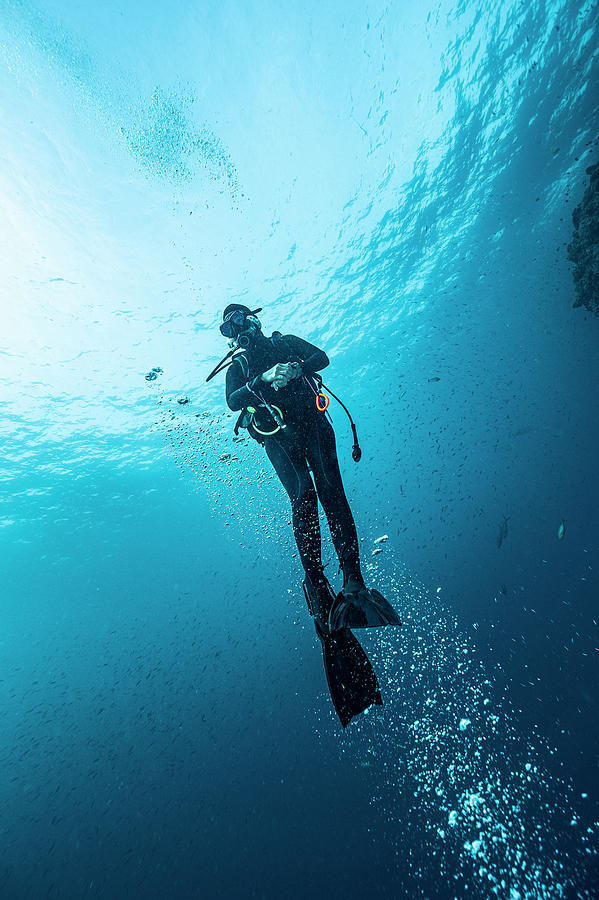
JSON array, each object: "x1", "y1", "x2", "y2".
[{"x1": 206, "y1": 304, "x2": 400, "y2": 726}]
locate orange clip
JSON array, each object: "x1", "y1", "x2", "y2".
[{"x1": 316, "y1": 393, "x2": 329, "y2": 412}]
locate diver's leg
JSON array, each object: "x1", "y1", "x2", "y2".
[
  {"x1": 307, "y1": 417, "x2": 401, "y2": 630},
  {"x1": 264, "y1": 431, "x2": 323, "y2": 580},
  {"x1": 305, "y1": 416, "x2": 362, "y2": 584}
]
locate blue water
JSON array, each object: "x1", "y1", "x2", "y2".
[{"x1": 2, "y1": 0, "x2": 598, "y2": 897}]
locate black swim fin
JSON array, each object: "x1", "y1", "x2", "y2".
[
  {"x1": 316, "y1": 623, "x2": 383, "y2": 727},
  {"x1": 303, "y1": 575, "x2": 382, "y2": 727},
  {"x1": 329, "y1": 577, "x2": 402, "y2": 632}
]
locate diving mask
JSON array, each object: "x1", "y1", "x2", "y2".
[{"x1": 220, "y1": 307, "x2": 263, "y2": 339}]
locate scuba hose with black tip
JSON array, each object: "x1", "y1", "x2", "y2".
[{"x1": 304, "y1": 373, "x2": 362, "y2": 462}]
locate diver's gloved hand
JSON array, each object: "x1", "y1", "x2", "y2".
[
  {"x1": 261, "y1": 362, "x2": 302, "y2": 390},
  {"x1": 275, "y1": 362, "x2": 302, "y2": 390}
]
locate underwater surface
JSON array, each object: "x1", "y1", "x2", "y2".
[{"x1": 2, "y1": 0, "x2": 599, "y2": 897}]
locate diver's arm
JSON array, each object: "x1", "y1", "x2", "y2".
[
  {"x1": 225, "y1": 363, "x2": 262, "y2": 411},
  {"x1": 283, "y1": 335, "x2": 329, "y2": 374}
]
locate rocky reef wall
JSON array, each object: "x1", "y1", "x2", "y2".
[{"x1": 567, "y1": 161, "x2": 599, "y2": 317}]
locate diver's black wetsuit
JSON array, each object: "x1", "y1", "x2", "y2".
[{"x1": 225, "y1": 332, "x2": 362, "y2": 583}]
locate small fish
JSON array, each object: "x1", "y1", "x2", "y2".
[
  {"x1": 557, "y1": 519, "x2": 566, "y2": 540},
  {"x1": 497, "y1": 515, "x2": 510, "y2": 549},
  {"x1": 428, "y1": 377, "x2": 441, "y2": 382},
  {"x1": 177, "y1": 397, "x2": 190, "y2": 405},
  {"x1": 374, "y1": 535, "x2": 389, "y2": 544}
]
